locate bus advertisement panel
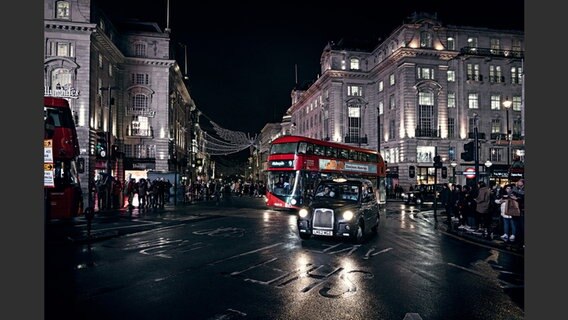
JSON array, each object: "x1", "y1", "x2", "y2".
[{"x1": 265, "y1": 135, "x2": 386, "y2": 210}]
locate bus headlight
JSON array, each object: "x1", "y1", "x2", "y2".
[
  {"x1": 299, "y1": 208, "x2": 309, "y2": 218},
  {"x1": 291, "y1": 198, "x2": 297, "y2": 205},
  {"x1": 343, "y1": 210, "x2": 354, "y2": 221}
]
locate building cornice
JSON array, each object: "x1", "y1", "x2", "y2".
[
  {"x1": 125, "y1": 57, "x2": 176, "y2": 67},
  {"x1": 44, "y1": 20, "x2": 97, "y2": 33}
]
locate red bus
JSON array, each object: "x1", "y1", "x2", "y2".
[
  {"x1": 44, "y1": 96, "x2": 83, "y2": 220},
  {"x1": 265, "y1": 135, "x2": 386, "y2": 210}
]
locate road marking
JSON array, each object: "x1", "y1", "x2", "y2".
[{"x1": 208, "y1": 243, "x2": 283, "y2": 265}]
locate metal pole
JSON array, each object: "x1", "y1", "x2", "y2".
[
  {"x1": 506, "y1": 107, "x2": 511, "y2": 182},
  {"x1": 474, "y1": 115, "x2": 479, "y2": 186},
  {"x1": 106, "y1": 87, "x2": 113, "y2": 211},
  {"x1": 376, "y1": 107, "x2": 381, "y2": 194}
]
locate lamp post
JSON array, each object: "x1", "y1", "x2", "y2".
[
  {"x1": 377, "y1": 105, "x2": 381, "y2": 193},
  {"x1": 473, "y1": 113, "x2": 480, "y2": 185},
  {"x1": 100, "y1": 86, "x2": 118, "y2": 210},
  {"x1": 451, "y1": 161, "x2": 457, "y2": 184},
  {"x1": 503, "y1": 97, "x2": 512, "y2": 183},
  {"x1": 484, "y1": 160, "x2": 492, "y2": 185}
]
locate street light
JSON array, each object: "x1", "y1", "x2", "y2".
[
  {"x1": 377, "y1": 105, "x2": 381, "y2": 192},
  {"x1": 100, "y1": 86, "x2": 118, "y2": 210},
  {"x1": 450, "y1": 161, "x2": 457, "y2": 184},
  {"x1": 484, "y1": 160, "x2": 492, "y2": 185},
  {"x1": 503, "y1": 97, "x2": 512, "y2": 183}
]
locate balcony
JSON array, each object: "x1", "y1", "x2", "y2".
[
  {"x1": 459, "y1": 47, "x2": 524, "y2": 59},
  {"x1": 126, "y1": 107, "x2": 156, "y2": 117},
  {"x1": 415, "y1": 127, "x2": 438, "y2": 138},
  {"x1": 127, "y1": 126, "x2": 154, "y2": 138}
]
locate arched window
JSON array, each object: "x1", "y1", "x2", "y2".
[{"x1": 51, "y1": 68, "x2": 72, "y2": 90}]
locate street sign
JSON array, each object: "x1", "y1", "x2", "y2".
[{"x1": 464, "y1": 167, "x2": 476, "y2": 179}]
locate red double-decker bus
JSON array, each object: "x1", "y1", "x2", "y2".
[
  {"x1": 44, "y1": 96, "x2": 83, "y2": 220},
  {"x1": 265, "y1": 135, "x2": 386, "y2": 210}
]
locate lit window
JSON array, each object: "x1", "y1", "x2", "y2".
[
  {"x1": 491, "y1": 95, "x2": 501, "y2": 110},
  {"x1": 420, "y1": 32, "x2": 432, "y2": 48},
  {"x1": 468, "y1": 93, "x2": 479, "y2": 109},
  {"x1": 56, "y1": 1, "x2": 70, "y2": 19},
  {"x1": 389, "y1": 73, "x2": 395, "y2": 86},
  {"x1": 447, "y1": 37, "x2": 455, "y2": 50},
  {"x1": 347, "y1": 86, "x2": 362, "y2": 96},
  {"x1": 56, "y1": 42, "x2": 71, "y2": 57},
  {"x1": 135, "y1": 43, "x2": 147, "y2": 57},
  {"x1": 98, "y1": 54, "x2": 103, "y2": 69},
  {"x1": 417, "y1": 67, "x2": 435, "y2": 80},
  {"x1": 378, "y1": 81, "x2": 384, "y2": 92},
  {"x1": 350, "y1": 58, "x2": 360, "y2": 70},
  {"x1": 447, "y1": 70, "x2": 455, "y2": 82},
  {"x1": 447, "y1": 92, "x2": 455, "y2": 108}
]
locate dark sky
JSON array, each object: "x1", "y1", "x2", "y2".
[{"x1": 98, "y1": 0, "x2": 524, "y2": 135}]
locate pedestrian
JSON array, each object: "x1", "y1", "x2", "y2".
[
  {"x1": 462, "y1": 185, "x2": 477, "y2": 231},
  {"x1": 496, "y1": 184, "x2": 520, "y2": 242},
  {"x1": 474, "y1": 181, "x2": 491, "y2": 236}
]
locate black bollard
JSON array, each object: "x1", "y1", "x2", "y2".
[{"x1": 84, "y1": 207, "x2": 95, "y2": 239}]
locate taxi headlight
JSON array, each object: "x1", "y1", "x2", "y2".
[
  {"x1": 343, "y1": 210, "x2": 354, "y2": 221},
  {"x1": 299, "y1": 208, "x2": 309, "y2": 218}
]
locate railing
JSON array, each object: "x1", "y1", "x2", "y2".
[
  {"x1": 467, "y1": 132, "x2": 486, "y2": 140},
  {"x1": 460, "y1": 47, "x2": 524, "y2": 59},
  {"x1": 126, "y1": 107, "x2": 156, "y2": 117},
  {"x1": 126, "y1": 126, "x2": 154, "y2": 138}
]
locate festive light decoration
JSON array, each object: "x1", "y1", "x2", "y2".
[{"x1": 195, "y1": 114, "x2": 260, "y2": 155}]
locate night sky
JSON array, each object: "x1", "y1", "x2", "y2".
[{"x1": 98, "y1": 0, "x2": 524, "y2": 136}]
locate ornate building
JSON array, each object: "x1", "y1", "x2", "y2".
[{"x1": 284, "y1": 12, "x2": 524, "y2": 190}]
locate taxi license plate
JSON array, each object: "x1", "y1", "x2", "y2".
[{"x1": 313, "y1": 230, "x2": 332, "y2": 236}]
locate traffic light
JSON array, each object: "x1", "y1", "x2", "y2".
[
  {"x1": 441, "y1": 166, "x2": 448, "y2": 179},
  {"x1": 461, "y1": 141, "x2": 474, "y2": 162},
  {"x1": 95, "y1": 133, "x2": 107, "y2": 159},
  {"x1": 409, "y1": 165, "x2": 415, "y2": 178},
  {"x1": 433, "y1": 155, "x2": 442, "y2": 168}
]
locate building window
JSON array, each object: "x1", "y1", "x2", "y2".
[
  {"x1": 491, "y1": 119, "x2": 501, "y2": 134},
  {"x1": 56, "y1": 1, "x2": 70, "y2": 19},
  {"x1": 51, "y1": 68, "x2": 72, "y2": 90},
  {"x1": 389, "y1": 73, "x2": 395, "y2": 86},
  {"x1": 108, "y1": 64, "x2": 113, "y2": 77},
  {"x1": 131, "y1": 73, "x2": 149, "y2": 85},
  {"x1": 490, "y1": 38, "x2": 500, "y2": 54},
  {"x1": 511, "y1": 66, "x2": 523, "y2": 84},
  {"x1": 468, "y1": 93, "x2": 479, "y2": 109},
  {"x1": 418, "y1": 91, "x2": 435, "y2": 136},
  {"x1": 130, "y1": 116, "x2": 152, "y2": 137},
  {"x1": 389, "y1": 94, "x2": 395, "y2": 110},
  {"x1": 135, "y1": 43, "x2": 147, "y2": 57},
  {"x1": 131, "y1": 94, "x2": 149, "y2": 112},
  {"x1": 347, "y1": 105, "x2": 361, "y2": 141},
  {"x1": 350, "y1": 58, "x2": 360, "y2": 70},
  {"x1": 347, "y1": 85, "x2": 362, "y2": 96},
  {"x1": 513, "y1": 118, "x2": 522, "y2": 136},
  {"x1": 378, "y1": 101, "x2": 384, "y2": 115},
  {"x1": 467, "y1": 64, "x2": 481, "y2": 81},
  {"x1": 389, "y1": 119, "x2": 396, "y2": 140},
  {"x1": 447, "y1": 37, "x2": 455, "y2": 50},
  {"x1": 417, "y1": 67, "x2": 435, "y2": 80},
  {"x1": 489, "y1": 65, "x2": 503, "y2": 83},
  {"x1": 512, "y1": 39, "x2": 522, "y2": 57},
  {"x1": 447, "y1": 92, "x2": 456, "y2": 108},
  {"x1": 490, "y1": 95, "x2": 501, "y2": 110},
  {"x1": 448, "y1": 118, "x2": 455, "y2": 138},
  {"x1": 98, "y1": 54, "x2": 103, "y2": 69},
  {"x1": 467, "y1": 37, "x2": 478, "y2": 49},
  {"x1": 489, "y1": 148, "x2": 503, "y2": 162},
  {"x1": 447, "y1": 70, "x2": 455, "y2": 82},
  {"x1": 56, "y1": 42, "x2": 72, "y2": 57},
  {"x1": 378, "y1": 80, "x2": 384, "y2": 92},
  {"x1": 420, "y1": 31, "x2": 432, "y2": 48},
  {"x1": 512, "y1": 96, "x2": 522, "y2": 111}
]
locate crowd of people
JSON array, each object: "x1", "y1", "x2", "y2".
[{"x1": 440, "y1": 179, "x2": 525, "y2": 243}]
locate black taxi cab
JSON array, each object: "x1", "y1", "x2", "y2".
[{"x1": 297, "y1": 178, "x2": 380, "y2": 243}]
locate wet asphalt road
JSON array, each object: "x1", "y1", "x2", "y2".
[{"x1": 45, "y1": 197, "x2": 524, "y2": 320}]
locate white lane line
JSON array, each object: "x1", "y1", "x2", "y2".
[{"x1": 208, "y1": 243, "x2": 283, "y2": 265}]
